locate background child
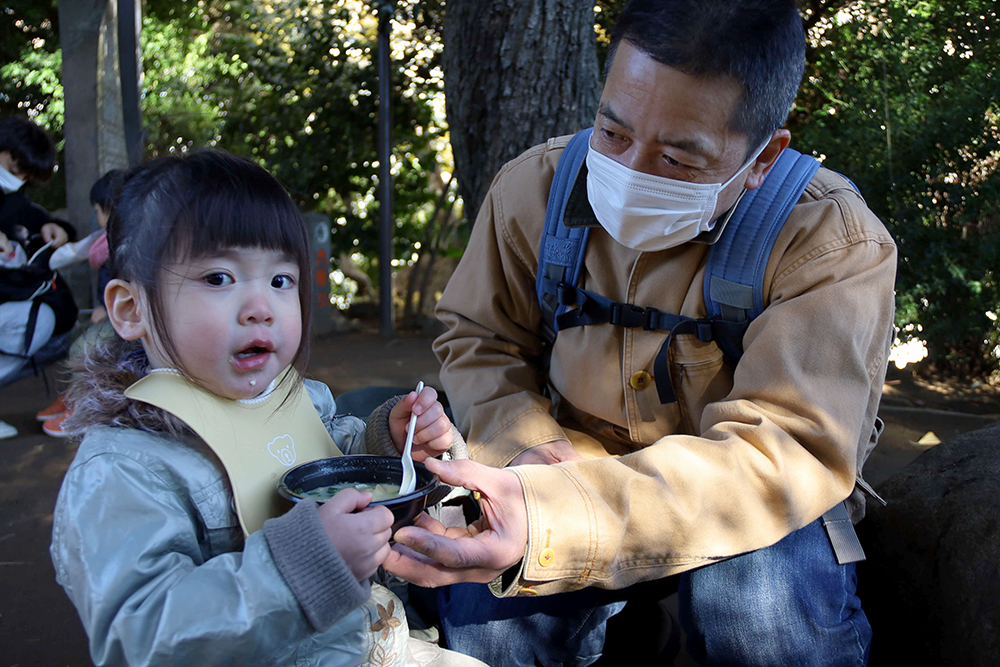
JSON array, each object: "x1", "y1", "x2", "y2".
[
  {"x1": 0, "y1": 116, "x2": 78, "y2": 436},
  {"x1": 35, "y1": 168, "x2": 124, "y2": 435},
  {"x1": 50, "y1": 150, "x2": 476, "y2": 667}
]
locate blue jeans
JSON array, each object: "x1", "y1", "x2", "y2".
[{"x1": 439, "y1": 518, "x2": 871, "y2": 666}]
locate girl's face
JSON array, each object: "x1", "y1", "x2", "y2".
[{"x1": 146, "y1": 246, "x2": 303, "y2": 400}]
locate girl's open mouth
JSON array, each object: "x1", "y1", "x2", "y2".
[{"x1": 232, "y1": 342, "x2": 273, "y2": 371}]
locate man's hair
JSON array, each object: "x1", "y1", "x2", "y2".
[
  {"x1": 89, "y1": 168, "x2": 125, "y2": 211},
  {"x1": 0, "y1": 116, "x2": 57, "y2": 183},
  {"x1": 606, "y1": 0, "x2": 806, "y2": 155}
]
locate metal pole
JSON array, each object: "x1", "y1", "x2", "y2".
[{"x1": 377, "y1": 1, "x2": 395, "y2": 337}]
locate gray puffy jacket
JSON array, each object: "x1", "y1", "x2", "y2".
[{"x1": 51, "y1": 380, "x2": 392, "y2": 667}]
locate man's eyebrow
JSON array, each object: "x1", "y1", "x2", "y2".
[
  {"x1": 598, "y1": 101, "x2": 715, "y2": 159},
  {"x1": 655, "y1": 134, "x2": 714, "y2": 159},
  {"x1": 597, "y1": 102, "x2": 633, "y2": 133}
]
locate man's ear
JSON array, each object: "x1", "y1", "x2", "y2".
[
  {"x1": 105, "y1": 279, "x2": 149, "y2": 341},
  {"x1": 744, "y1": 129, "x2": 791, "y2": 191}
]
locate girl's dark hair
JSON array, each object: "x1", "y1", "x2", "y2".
[
  {"x1": 89, "y1": 168, "x2": 125, "y2": 211},
  {"x1": 606, "y1": 0, "x2": 806, "y2": 158},
  {"x1": 0, "y1": 116, "x2": 57, "y2": 183},
  {"x1": 107, "y1": 149, "x2": 313, "y2": 379}
]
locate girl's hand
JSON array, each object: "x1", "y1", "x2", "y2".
[
  {"x1": 388, "y1": 385, "x2": 454, "y2": 462},
  {"x1": 317, "y1": 489, "x2": 394, "y2": 581}
]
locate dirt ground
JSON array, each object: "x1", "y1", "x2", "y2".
[{"x1": 2, "y1": 324, "x2": 998, "y2": 667}]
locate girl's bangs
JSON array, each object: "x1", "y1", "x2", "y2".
[{"x1": 175, "y1": 179, "x2": 308, "y2": 262}]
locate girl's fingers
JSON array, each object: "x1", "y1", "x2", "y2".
[{"x1": 322, "y1": 488, "x2": 372, "y2": 514}]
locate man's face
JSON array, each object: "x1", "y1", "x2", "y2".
[
  {"x1": 0, "y1": 151, "x2": 27, "y2": 181},
  {"x1": 592, "y1": 41, "x2": 764, "y2": 220}
]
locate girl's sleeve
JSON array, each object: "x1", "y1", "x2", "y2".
[{"x1": 50, "y1": 441, "x2": 368, "y2": 666}]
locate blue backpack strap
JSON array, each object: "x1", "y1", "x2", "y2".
[
  {"x1": 701, "y1": 148, "x2": 820, "y2": 361},
  {"x1": 537, "y1": 128, "x2": 593, "y2": 341}
]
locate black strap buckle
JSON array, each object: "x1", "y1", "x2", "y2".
[
  {"x1": 609, "y1": 302, "x2": 656, "y2": 328},
  {"x1": 555, "y1": 282, "x2": 578, "y2": 306},
  {"x1": 696, "y1": 321, "x2": 714, "y2": 342}
]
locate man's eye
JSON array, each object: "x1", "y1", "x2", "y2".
[
  {"x1": 203, "y1": 273, "x2": 233, "y2": 286},
  {"x1": 272, "y1": 274, "x2": 296, "y2": 289},
  {"x1": 601, "y1": 128, "x2": 622, "y2": 142},
  {"x1": 663, "y1": 154, "x2": 688, "y2": 169}
]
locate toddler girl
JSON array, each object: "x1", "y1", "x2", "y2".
[{"x1": 50, "y1": 150, "x2": 477, "y2": 667}]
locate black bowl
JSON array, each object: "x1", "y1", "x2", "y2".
[{"x1": 277, "y1": 455, "x2": 445, "y2": 533}]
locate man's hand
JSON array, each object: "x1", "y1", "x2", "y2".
[
  {"x1": 383, "y1": 457, "x2": 528, "y2": 587},
  {"x1": 0, "y1": 231, "x2": 11, "y2": 256},
  {"x1": 508, "y1": 439, "x2": 584, "y2": 466},
  {"x1": 40, "y1": 222, "x2": 69, "y2": 248},
  {"x1": 317, "y1": 488, "x2": 394, "y2": 581}
]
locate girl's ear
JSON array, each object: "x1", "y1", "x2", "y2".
[{"x1": 105, "y1": 279, "x2": 149, "y2": 341}]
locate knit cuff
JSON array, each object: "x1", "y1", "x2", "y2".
[
  {"x1": 364, "y1": 395, "x2": 471, "y2": 461},
  {"x1": 263, "y1": 500, "x2": 370, "y2": 631}
]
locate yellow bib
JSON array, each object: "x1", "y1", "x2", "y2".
[{"x1": 125, "y1": 369, "x2": 344, "y2": 536}]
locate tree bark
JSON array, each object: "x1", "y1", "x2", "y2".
[{"x1": 443, "y1": 0, "x2": 600, "y2": 225}]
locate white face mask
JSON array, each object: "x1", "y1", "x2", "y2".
[
  {"x1": 585, "y1": 142, "x2": 766, "y2": 252},
  {"x1": 0, "y1": 164, "x2": 25, "y2": 194}
]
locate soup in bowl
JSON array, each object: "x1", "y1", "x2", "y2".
[{"x1": 277, "y1": 455, "x2": 445, "y2": 533}]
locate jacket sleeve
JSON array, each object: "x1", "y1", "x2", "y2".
[
  {"x1": 50, "y1": 436, "x2": 368, "y2": 666},
  {"x1": 433, "y1": 149, "x2": 568, "y2": 468}
]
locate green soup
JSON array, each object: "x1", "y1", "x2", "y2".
[{"x1": 296, "y1": 482, "x2": 400, "y2": 503}]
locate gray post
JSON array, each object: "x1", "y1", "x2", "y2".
[
  {"x1": 303, "y1": 212, "x2": 335, "y2": 336},
  {"x1": 377, "y1": 0, "x2": 395, "y2": 338},
  {"x1": 58, "y1": 0, "x2": 108, "y2": 239},
  {"x1": 117, "y1": 0, "x2": 143, "y2": 166}
]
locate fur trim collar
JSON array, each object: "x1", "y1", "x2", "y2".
[{"x1": 64, "y1": 335, "x2": 194, "y2": 440}]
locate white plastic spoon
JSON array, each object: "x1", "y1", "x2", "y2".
[{"x1": 398, "y1": 381, "x2": 424, "y2": 496}]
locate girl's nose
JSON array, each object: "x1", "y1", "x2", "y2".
[{"x1": 239, "y1": 291, "x2": 274, "y2": 325}]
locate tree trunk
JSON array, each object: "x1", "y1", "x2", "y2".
[{"x1": 443, "y1": 0, "x2": 600, "y2": 225}]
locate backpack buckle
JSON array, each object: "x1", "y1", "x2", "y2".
[
  {"x1": 555, "y1": 282, "x2": 578, "y2": 306},
  {"x1": 610, "y1": 303, "x2": 647, "y2": 328},
  {"x1": 696, "y1": 321, "x2": 714, "y2": 342}
]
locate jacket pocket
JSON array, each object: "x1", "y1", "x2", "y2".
[{"x1": 670, "y1": 335, "x2": 732, "y2": 435}]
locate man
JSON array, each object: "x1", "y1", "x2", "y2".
[
  {"x1": 385, "y1": 1, "x2": 896, "y2": 664},
  {"x1": 0, "y1": 116, "x2": 77, "y2": 437}
]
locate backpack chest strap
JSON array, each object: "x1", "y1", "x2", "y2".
[{"x1": 550, "y1": 281, "x2": 748, "y2": 403}]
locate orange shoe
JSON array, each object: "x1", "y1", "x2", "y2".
[
  {"x1": 42, "y1": 410, "x2": 74, "y2": 438},
  {"x1": 36, "y1": 394, "x2": 68, "y2": 422}
]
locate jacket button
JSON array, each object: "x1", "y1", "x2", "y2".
[
  {"x1": 538, "y1": 547, "x2": 556, "y2": 567},
  {"x1": 630, "y1": 371, "x2": 652, "y2": 390},
  {"x1": 519, "y1": 587, "x2": 538, "y2": 596}
]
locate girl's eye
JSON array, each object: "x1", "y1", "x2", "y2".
[
  {"x1": 203, "y1": 272, "x2": 234, "y2": 287},
  {"x1": 272, "y1": 274, "x2": 296, "y2": 289}
]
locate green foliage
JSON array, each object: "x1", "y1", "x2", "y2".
[
  {"x1": 142, "y1": 0, "x2": 449, "y2": 289},
  {"x1": 793, "y1": 0, "x2": 1000, "y2": 375},
  {"x1": 0, "y1": 1, "x2": 65, "y2": 211}
]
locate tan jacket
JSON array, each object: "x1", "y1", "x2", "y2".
[{"x1": 434, "y1": 135, "x2": 897, "y2": 596}]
